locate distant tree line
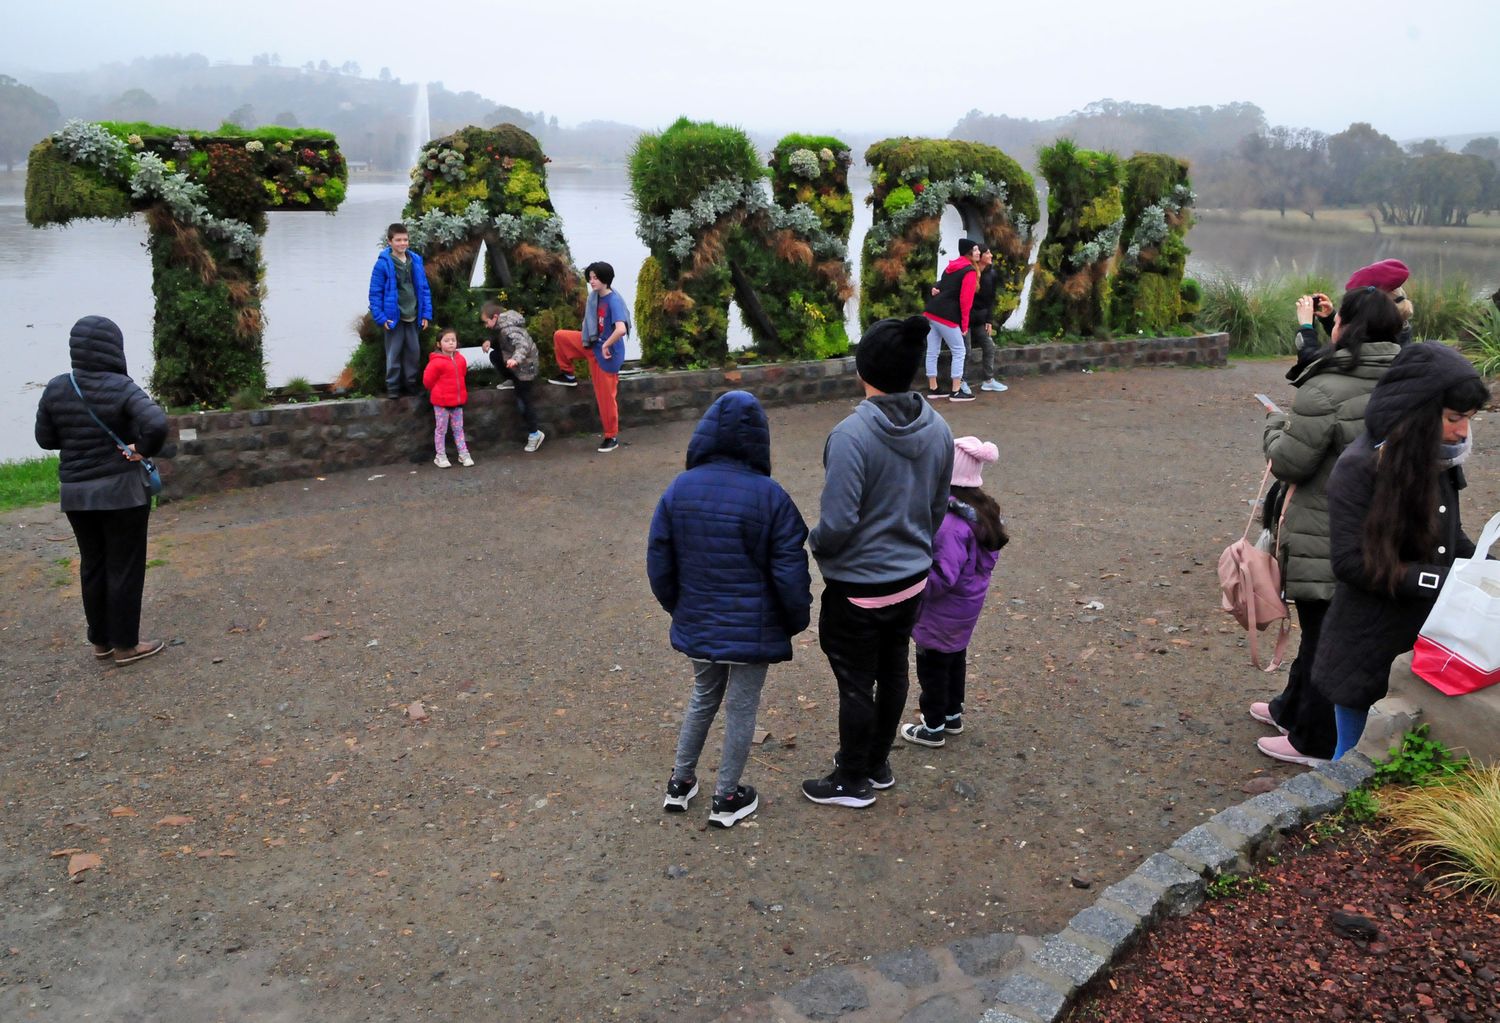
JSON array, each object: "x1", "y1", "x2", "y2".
[{"x1": 951, "y1": 102, "x2": 1499, "y2": 227}]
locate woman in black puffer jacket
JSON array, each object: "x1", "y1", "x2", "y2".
[
  {"x1": 35, "y1": 316, "x2": 169, "y2": 665},
  {"x1": 1312, "y1": 342, "x2": 1490, "y2": 758}
]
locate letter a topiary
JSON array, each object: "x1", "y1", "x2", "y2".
[
  {"x1": 27, "y1": 120, "x2": 348, "y2": 407},
  {"x1": 1025, "y1": 140, "x2": 1124, "y2": 338},
  {"x1": 860, "y1": 138, "x2": 1038, "y2": 332},
  {"x1": 348, "y1": 123, "x2": 585, "y2": 392},
  {"x1": 631, "y1": 118, "x2": 854, "y2": 368},
  {"x1": 1110, "y1": 153, "x2": 1197, "y2": 334}
]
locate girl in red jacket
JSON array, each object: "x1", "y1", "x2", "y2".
[{"x1": 422, "y1": 327, "x2": 473, "y2": 468}]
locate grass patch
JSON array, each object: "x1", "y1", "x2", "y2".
[
  {"x1": 145, "y1": 558, "x2": 167, "y2": 569},
  {"x1": 1197, "y1": 271, "x2": 1339, "y2": 357},
  {"x1": 1382, "y1": 765, "x2": 1500, "y2": 903},
  {"x1": 0, "y1": 457, "x2": 60, "y2": 512}
]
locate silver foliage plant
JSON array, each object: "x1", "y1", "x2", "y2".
[
  {"x1": 52, "y1": 123, "x2": 260, "y2": 261},
  {"x1": 636, "y1": 175, "x2": 849, "y2": 264},
  {"x1": 867, "y1": 172, "x2": 1013, "y2": 249},
  {"x1": 402, "y1": 202, "x2": 567, "y2": 255},
  {"x1": 1122, "y1": 183, "x2": 1196, "y2": 265}
]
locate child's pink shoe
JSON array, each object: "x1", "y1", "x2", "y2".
[{"x1": 1256, "y1": 734, "x2": 1328, "y2": 767}]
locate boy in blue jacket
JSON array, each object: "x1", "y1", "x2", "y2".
[
  {"x1": 368, "y1": 223, "x2": 433, "y2": 399},
  {"x1": 648, "y1": 390, "x2": 812, "y2": 828}
]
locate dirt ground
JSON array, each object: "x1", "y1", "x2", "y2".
[{"x1": 1, "y1": 359, "x2": 1494, "y2": 1023}]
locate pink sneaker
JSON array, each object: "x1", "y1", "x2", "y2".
[
  {"x1": 1249, "y1": 702, "x2": 1288, "y2": 734},
  {"x1": 1256, "y1": 734, "x2": 1329, "y2": 768}
]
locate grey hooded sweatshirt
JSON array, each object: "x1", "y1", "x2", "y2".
[{"x1": 809, "y1": 392, "x2": 955, "y2": 589}]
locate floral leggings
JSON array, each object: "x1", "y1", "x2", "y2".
[{"x1": 434, "y1": 406, "x2": 468, "y2": 456}]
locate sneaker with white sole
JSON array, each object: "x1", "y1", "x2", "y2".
[
  {"x1": 458, "y1": 452, "x2": 474, "y2": 467},
  {"x1": 866, "y1": 760, "x2": 895, "y2": 790},
  {"x1": 708, "y1": 785, "x2": 759, "y2": 828},
  {"x1": 926, "y1": 386, "x2": 951, "y2": 401},
  {"x1": 547, "y1": 372, "x2": 578, "y2": 387},
  {"x1": 801, "y1": 772, "x2": 875, "y2": 808},
  {"x1": 900, "y1": 721, "x2": 946, "y2": 747},
  {"x1": 597, "y1": 437, "x2": 619, "y2": 453},
  {"x1": 949, "y1": 382, "x2": 976, "y2": 402},
  {"x1": 980, "y1": 378, "x2": 1009, "y2": 392},
  {"x1": 663, "y1": 775, "x2": 698, "y2": 812},
  {"x1": 524, "y1": 430, "x2": 545, "y2": 453},
  {"x1": 1256, "y1": 734, "x2": 1329, "y2": 767},
  {"x1": 433, "y1": 454, "x2": 451, "y2": 468},
  {"x1": 944, "y1": 713, "x2": 964, "y2": 735},
  {"x1": 495, "y1": 380, "x2": 515, "y2": 390},
  {"x1": 1249, "y1": 702, "x2": 1288, "y2": 734}
]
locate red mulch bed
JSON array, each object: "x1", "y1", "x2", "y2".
[{"x1": 1064, "y1": 822, "x2": 1500, "y2": 1023}]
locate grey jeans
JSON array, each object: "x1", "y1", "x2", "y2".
[
  {"x1": 671, "y1": 659, "x2": 769, "y2": 798},
  {"x1": 969, "y1": 325, "x2": 999, "y2": 379}
]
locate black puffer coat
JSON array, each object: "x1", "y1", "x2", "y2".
[
  {"x1": 1312, "y1": 343, "x2": 1483, "y2": 709},
  {"x1": 34, "y1": 316, "x2": 167, "y2": 511}
]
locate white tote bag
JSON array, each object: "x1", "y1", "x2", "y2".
[{"x1": 1412, "y1": 511, "x2": 1500, "y2": 696}]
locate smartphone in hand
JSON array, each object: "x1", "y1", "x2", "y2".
[{"x1": 1255, "y1": 393, "x2": 1283, "y2": 414}]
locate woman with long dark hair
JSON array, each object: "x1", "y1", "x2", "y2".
[
  {"x1": 1312, "y1": 342, "x2": 1490, "y2": 758},
  {"x1": 1253, "y1": 287, "x2": 1404, "y2": 766},
  {"x1": 35, "y1": 316, "x2": 168, "y2": 665}
]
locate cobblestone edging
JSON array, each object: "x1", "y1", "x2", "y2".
[
  {"x1": 714, "y1": 753, "x2": 1375, "y2": 1023},
  {"x1": 153, "y1": 334, "x2": 1228, "y2": 500}
]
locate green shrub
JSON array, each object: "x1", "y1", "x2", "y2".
[
  {"x1": 1110, "y1": 153, "x2": 1195, "y2": 334},
  {"x1": 1197, "y1": 272, "x2": 1339, "y2": 356},
  {"x1": 1025, "y1": 140, "x2": 1123, "y2": 338}
]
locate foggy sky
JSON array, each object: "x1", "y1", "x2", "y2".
[{"x1": 7, "y1": 0, "x2": 1498, "y2": 140}]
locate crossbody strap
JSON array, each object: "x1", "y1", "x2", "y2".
[{"x1": 69, "y1": 372, "x2": 134, "y2": 457}]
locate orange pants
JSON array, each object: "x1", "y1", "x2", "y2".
[{"x1": 553, "y1": 330, "x2": 619, "y2": 439}]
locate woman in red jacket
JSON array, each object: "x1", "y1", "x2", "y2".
[{"x1": 422, "y1": 327, "x2": 473, "y2": 468}]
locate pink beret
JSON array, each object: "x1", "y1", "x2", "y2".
[{"x1": 1345, "y1": 259, "x2": 1410, "y2": 292}]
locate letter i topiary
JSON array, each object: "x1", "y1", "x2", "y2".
[
  {"x1": 1110, "y1": 153, "x2": 1196, "y2": 334},
  {"x1": 26, "y1": 121, "x2": 348, "y2": 407},
  {"x1": 1025, "y1": 140, "x2": 1124, "y2": 338}
]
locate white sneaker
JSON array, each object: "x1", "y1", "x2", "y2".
[
  {"x1": 433, "y1": 454, "x2": 451, "y2": 469},
  {"x1": 980, "y1": 379, "x2": 1009, "y2": 392},
  {"x1": 495, "y1": 380, "x2": 515, "y2": 390},
  {"x1": 458, "y1": 452, "x2": 475, "y2": 467},
  {"x1": 524, "y1": 430, "x2": 545, "y2": 453}
]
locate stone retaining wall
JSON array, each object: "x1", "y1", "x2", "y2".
[{"x1": 158, "y1": 334, "x2": 1228, "y2": 500}]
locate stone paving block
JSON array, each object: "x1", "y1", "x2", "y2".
[
  {"x1": 871, "y1": 947, "x2": 939, "y2": 988},
  {"x1": 1030, "y1": 934, "x2": 1108, "y2": 988},
  {"x1": 901, "y1": 994, "x2": 962, "y2": 1023},
  {"x1": 1211, "y1": 805, "x2": 1275, "y2": 846},
  {"x1": 1136, "y1": 851, "x2": 1201, "y2": 889},
  {"x1": 1099, "y1": 877, "x2": 1162, "y2": 919},
  {"x1": 995, "y1": 970, "x2": 1067, "y2": 1021},
  {"x1": 977, "y1": 1008, "x2": 1036, "y2": 1023},
  {"x1": 782, "y1": 969, "x2": 869, "y2": 1021},
  {"x1": 1067, "y1": 904, "x2": 1140, "y2": 947},
  {"x1": 1281, "y1": 772, "x2": 1344, "y2": 815},
  {"x1": 949, "y1": 932, "x2": 1020, "y2": 977},
  {"x1": 1316, "y1": 752, "x2": 1375, "y2": 791},
  {"x1": 1244, "y1": 790, "x2": 1305, "y2": 830},
  {"x1": 1171, "y1": 825, "x2": 1240, "y2": 873}
]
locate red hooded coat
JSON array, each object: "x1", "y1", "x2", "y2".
[{"x1": 423, "y1": 350, "x2": 468, "y2": 407}]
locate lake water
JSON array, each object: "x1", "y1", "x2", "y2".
[{"x1": 4, "y1": 170, "x2": 1496, "y2": 461}]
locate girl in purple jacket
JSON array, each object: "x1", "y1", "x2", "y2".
[{"x1": 901, "y1": 436, "x2": 1007, "y2": 748}]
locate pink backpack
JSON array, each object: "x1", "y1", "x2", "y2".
[{"x1": 1218, "y1": 463, "x2": 1291, "y2": 671}]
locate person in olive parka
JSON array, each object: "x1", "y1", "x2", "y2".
[{"x1": 1252, "y1": 288, "x2": 1404, "y2": 766}]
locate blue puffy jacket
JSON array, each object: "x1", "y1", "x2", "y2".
[
  {"x1": 647, "y1": 391, "x2": 812, "y2": 663},
  {"x1": 368, "y1": 247, "x2": 433, "y2": 327}
]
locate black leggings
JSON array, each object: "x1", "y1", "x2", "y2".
[
  {"x1": 66, "y1": 504, "x2": 151, "y2": 649},
  {"x1": 915, "y1": 647, "x2": 966, "y2": 729}
]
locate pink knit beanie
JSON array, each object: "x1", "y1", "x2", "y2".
[{"x1": 951, "y1": 436, "x2": 998, "y2": 488}]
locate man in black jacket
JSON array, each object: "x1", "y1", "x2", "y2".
[{"x1": 970, "y1": 246, "x2": 1008, "y2": 393}]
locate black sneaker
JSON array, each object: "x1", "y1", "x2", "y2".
[
  {"x1": 547, "y1": 372, "x2": 578, "y2": 387},
  {"x1": 945, "y1": 714, "x2": 964, "y2": 735},
  {"x1": 709, "y1": 785, "x2": 759, "y2": 828},
  {"x1": 949, "y1": 382, "x2": 976, "y2": 402},
  {"x1": 597, "y1": 437, "x2": 619, "y2": 453},
  {"x1": 833, "y1": 751, "x2": 893, "y2": 790},
  {"x1": 663, "y1": 776, "x2": 698, "y2": 812},
  {"x1": 925, "y1": 386, "x2": 950, "y2": 401},
  {"x1": 900, "y1": 722, "x2": 947, "y2": 748},
  {"x1": 801, "y1": 772, "x2": 875, "y2": 808}
]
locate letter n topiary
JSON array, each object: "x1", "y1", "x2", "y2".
[
  {"x1": 1025, "y1": 140, "x2": 1124, "y2": 338},
  {"x1": 1110, "y1": 153, "x2": 1197, "y2": 334},
  {"x1": 860, "y1": 138, "x2": 1038, "y2": 332},
  {"x1": 26, "y1": 120, "x2": 348, "y2": 407},
  {"x1": 349, "y1": 124, "x2": 584, "y2": 391},
  {"x1": 631, "y1": 118, "x2": 854, "y2": 368}
]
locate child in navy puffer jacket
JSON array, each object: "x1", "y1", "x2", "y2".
[
  {"x1": 900, "y1": 436, "x2": 1007, "y2": 748},
  {"x1": 647, "y1": 390, "x2": 812, "y2": 829}
]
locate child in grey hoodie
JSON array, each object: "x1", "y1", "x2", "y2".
[{"x1": 802, "y1": 316, "x2": 955, "y2": 809}]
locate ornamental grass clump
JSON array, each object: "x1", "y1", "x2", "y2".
[
  {"x1": 1197, "y1": 271, "x2": 1339, "y2": 357},
  {"x1": 1382, "y1": 764, "x2": 1500, "y2": 903}
]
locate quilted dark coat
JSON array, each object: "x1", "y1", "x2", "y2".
[
  {"x1": 34, "y1": 316, "x2": 167, "y2": 510},
  {"x1": 647, "y1": 391, "x2": 812, "y2": 663}
]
